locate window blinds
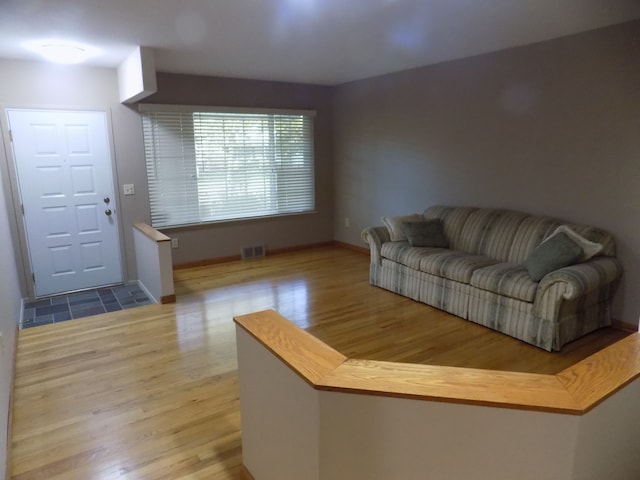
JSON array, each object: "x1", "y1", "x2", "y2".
[{"x1": 141, "y1": 109, "x2": 315, "y2": 228}]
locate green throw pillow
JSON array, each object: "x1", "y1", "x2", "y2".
[
  {"x1": 401, "y1": 220, "x2": 449, "y2": 248},
  {"x1": 524, "y1": 232, "x2": 582, "y2": 281}
]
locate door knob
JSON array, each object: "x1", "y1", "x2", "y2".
[
  {"x1": 105, "y1": 209, "x2": 112, "y2": 216},
  {"x1": 104, "y1": 196, "x2": 110, "y2": 204}
]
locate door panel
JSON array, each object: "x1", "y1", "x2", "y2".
[
  {"x1": 8, "y1": 109, "x2": 123, "y2": 297},
  {"x1": 71, "y1": 165, "x2": 97, "y2": 195}
]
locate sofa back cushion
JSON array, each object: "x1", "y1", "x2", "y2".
[
  {"x1": 467, "y1": 210, "x2": 531, "y2": 260},
  {"x1": 422, "y1": 206, "x2": 476, "y2": 252},
  {"x1": 423, "y1": 206, "x2": 616, "y2": 263},
  {"x1": 456, "y1": 209, "x2": 500, "y2": 254},
  {"x1": 508, "y1": 216, "x2": 560, "y2": 263}
]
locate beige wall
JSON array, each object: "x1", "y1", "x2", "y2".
[
  {"x1": 0, "y1": 59, "x2": 148, "y2": 292},
  {"x1": 133, "y1": 227, "x2": 174, "y2": 303},
  {"x1": 236, "y1": 320, "x2": 640, "y2": 480},
  {"x1": 332, "y1": 20, "x2": 640, "y2": 327},
  {"x1": 572, "y1": 378, "x2": 640, "y2": 479},
  {"x1": 0, "y1": 179, "x2": 20, "y2": 478},
  {"x1": 0, "y1": 61, "x2": 334, "y2": 295},
  {"x1": 0, "y1": 61, "x2": 333, "y2": 476},
  {"x1": 237, "y1": 327, "x2": 320, "y2": 480},
  {"x1": 0, "y1": 137, "x2": 22, "y2": 478},
  {"x1": 139, "y1": 73, "x2": 335, "y2": 265}
]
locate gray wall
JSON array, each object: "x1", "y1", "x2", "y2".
[
  {"x1": 332, "y1": 20, "x2": 640, "y2": 326},
  {"x1": 140, "y1": 73, "x2": 334, "y2": 265}
]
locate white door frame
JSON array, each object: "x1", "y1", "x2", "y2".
[{"x1": 0, "y1": 105, "x2": 126, "y2": 300}]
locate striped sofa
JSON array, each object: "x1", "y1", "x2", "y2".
[{"x1": 362, "y1": 206, "x2": 622, "y2": 351}]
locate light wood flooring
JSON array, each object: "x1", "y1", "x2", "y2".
[{"x1": 10, "y1": 246, "x2": 629, "y2": 479}]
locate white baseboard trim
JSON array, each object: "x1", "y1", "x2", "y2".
[{"x1": 134, "y1": 280, "x2": 158, "y2": 305}]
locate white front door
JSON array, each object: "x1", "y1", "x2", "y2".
[{"x1": 7, "y1": 109, "x2": 123, "y2": 297}]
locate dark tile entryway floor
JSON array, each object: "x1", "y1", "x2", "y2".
[{"x1": 22, "y1": 284, "x2": 152, "y2": 329}]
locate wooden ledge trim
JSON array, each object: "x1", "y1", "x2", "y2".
[
  {"x1": 320, "y1": 360, "x2": 580, "y2": 413},
  {"x1": 557, "y1": 333, "x2": 640, "y2": 412},
  {"x1": 133, "y1": 223, "x2": 170, "y2": 243},
  {"x1": 234, "y1": 310, "x2": 347, "y2": 386},
  {"x1": 234, "y1": 310, "x2": 640, "y2": 415}
]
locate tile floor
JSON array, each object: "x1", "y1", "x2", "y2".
[{"x1": 22, "y1": 284, "x2": 153, "y2": 329}]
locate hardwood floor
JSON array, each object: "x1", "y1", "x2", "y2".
[{"x1": 10, "y1": 246, "x2": 629, "y2": 479}]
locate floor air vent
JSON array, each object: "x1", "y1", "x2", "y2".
[{"x1": 241, "y1": 244, "x2": 265, "y2": 259}]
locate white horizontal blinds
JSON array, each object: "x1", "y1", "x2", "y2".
[
  {"x1": 271, "y1": 115, "x2": 314, "y2": 212},
  {"x1": 142, "y1": 112, "x2": 200, "y2": 227},
  {"x1": 142, "y1": 109, "x2": 314, "y2": 228}
]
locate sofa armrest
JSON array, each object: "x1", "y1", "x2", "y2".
[
  {"x1": 534, "y1": 257, "x2": 622, "y2": 320},
  {"x1": 539, "y1": 257, "x2": 622, "y2": 299},
  {"x1": 361, "y1": 226, "x2": 390, "y2": 265}
]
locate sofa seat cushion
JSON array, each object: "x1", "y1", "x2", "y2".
[
  {"x1": 418, "y1": 251, "x2": 497, "y2": 284},
  {"x1": 380, "y1": 242, "x2": 447, "y2": 270},
  {"x1": 470, "y1": 262, "x2": 538, "y2": 302}
]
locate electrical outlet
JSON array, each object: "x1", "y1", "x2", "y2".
[
  {"x1": 123, "y1": 184, "x2": 135, "y2": 195},
  {"x1": 344, "y1": 217, "x2": 350, "y2": 228},
  {"x1": 171, "y1": 238, "x2": 179, "y2": 249}
]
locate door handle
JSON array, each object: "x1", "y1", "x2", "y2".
[
  {"x1": 105, "y1": 209, "x2": 112, "y2": 216},
  {"x1": 104, "y1": 196, "x2": 110, "y2": 204}
]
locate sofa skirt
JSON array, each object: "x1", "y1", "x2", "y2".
[
  {"x1": 371, "y1": 260, "x2": 613, "y2": 351},
  {"x1": 375, "y1": 260, "x2": 469, "y2": 318}
]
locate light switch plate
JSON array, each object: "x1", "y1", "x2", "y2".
[{"x1": 123, "y1": 184, "x2": 135, "y2": 195}]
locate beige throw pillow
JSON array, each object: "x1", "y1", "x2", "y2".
[{"x1": 546, "y1": 225, "x2": 603, "y2": 261}]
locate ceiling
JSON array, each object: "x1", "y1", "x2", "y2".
[{"x1": 1, "y1": 0, "x2": 639, "y2": 85}]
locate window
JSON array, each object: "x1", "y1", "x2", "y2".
[{"x1": 140, "y1": 105, "x2": 315, "y2": 228}]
